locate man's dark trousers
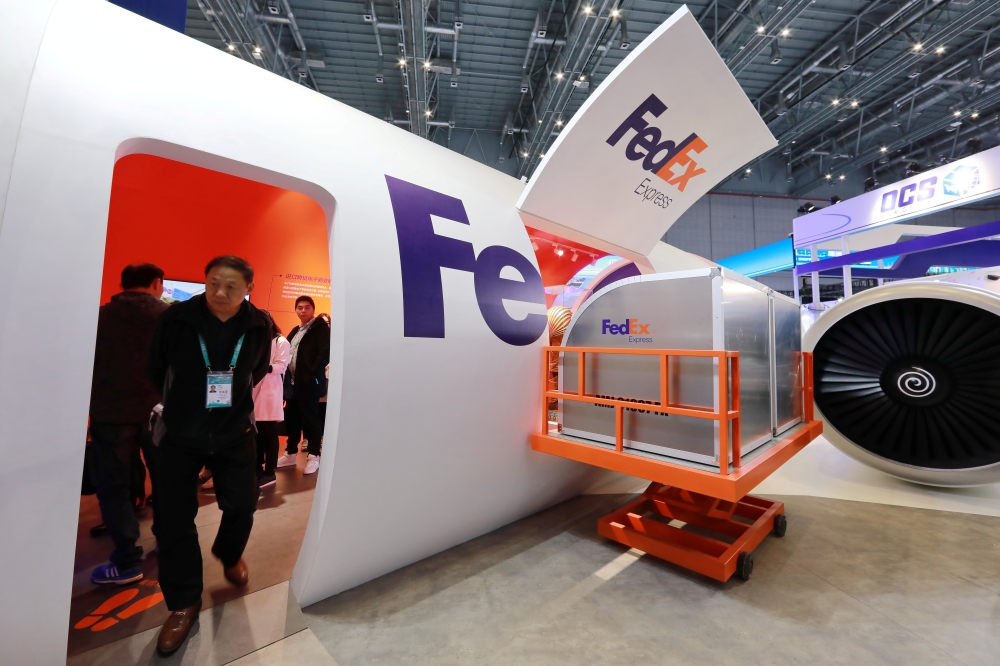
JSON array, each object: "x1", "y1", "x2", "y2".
[
  {"x1": 284, "y1": 397, "x2": 323, "y2": 456},
  {"x1": 156, "y1": 433, "x2": 259, "y2": 610},
  {"x1": 89, "y1": 421, "x2": 153, "y2": 569}
]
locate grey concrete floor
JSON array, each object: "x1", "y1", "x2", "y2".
[{"x1": 304, "y1": 494, "x2": 1000, "y2": 666}]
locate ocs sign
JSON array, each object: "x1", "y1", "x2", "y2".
[
  {"x1": 880, "y1": 165, "x2": 981, "y2": 214},
  {"x1": 385, "y1": 175, "x2": 547, "y2": 346}
]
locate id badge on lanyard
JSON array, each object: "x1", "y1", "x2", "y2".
[{"x1": 199, "y1": 333, "x2": 245, "y2": 409}]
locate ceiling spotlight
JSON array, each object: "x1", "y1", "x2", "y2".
[
  {"x1": 864, "y1": 176, "x2": 879, "y2": 192},
  {"x1": 579, "y1": 75, "x2": 586, "y2": 81},
  {"x1": 399, "y1": 58, "x2": 406, "y2": 65},
  {"x1": 880, "y1": 146, "x2": 887, "y2": 152},
  {"x1": 770, "y1": 40, "x2": 782, "y2": 64},
  {"x1": 425, "y1": 110, "x2": 432, "y2": 116},
  {"x1": 570, "y1": 251, "x2": 578, "y2": 261},
  {"x1": 913, "y1": 43, "x2": 923, "y2": 51},
  {"x1": 797, "y1": 203, "x2": 818, "y2": 214},
  {"x1": 610, "y1": 8, "x2": 620, "y2": 17},
  {"x1": 554, "y1": 246, "x2": 564, "y2": 256},
  {"x1": 849, "y1": 100, "x2": 858, "y2": 108},
  {"x1": 837, "y1": 42, "x2": 852, "y2": 70},
  {"x1": 756, "y1": 25, "x2": 765, "y2": 33},
  {"x1": 540, "y1": 153, "x2": 545, "y2": 158},
  {"x1": 936, "y1": 46, "x2": 945, "y2": 54},
  {"x1": 832, "y1": 98, "x2": 840, "y2": 106},
  {"x1": 745, "y1": 168, "x2": 752, "y2": 174},
  {"x1": 423, "y1": 61, "x2": 431, "y2": 68},
  {"x1": 531, "y1": 240, "x2": 539, "y2": 251},
  {"x1": 825, "y1": 174, "x2": 832, "y2": 179},
  {"x1": 583, "y1": 5, "x2": 591, "y2": 13},
  {"x1": 972, "y1": 111, "x2": 980, "y2": 118},
  {"x1": 555, "y1": 72, "x2": 564, "y2": 79},
  {"x1": 227, "y1": 43, "x2": 236, "y2": 51},
  {"x1": 890, "y1": 104, "x2": 902, "y2": 127},
  {"x1": 781, "y1": 28, "x2": 790, "y2": 37},
  {"x1": 839, "y1": 175, "x2": 845, "y2": 180},
  {"x1": 954, "y1": 110, "x2": 961, "y2": 117},
  {"x1": 538, "y1": 120, "x2": 542, "y2": 124},
  {"x1": 830, "y1": 196, "x2": 843, "y2": 205}
]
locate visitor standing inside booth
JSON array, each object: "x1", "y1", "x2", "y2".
[
  {"x1": 276, "y1": 296, "x2": 330, "y2": 475},
  {"x1": 147, "y1": 255, "x2": 272, "y2": 656},
  {"x1": 253, "y1": 312, "x2": 290, "y2": 488},
  {"x1": 89, "y1": 263, "x2": 169, "y2": 585}
]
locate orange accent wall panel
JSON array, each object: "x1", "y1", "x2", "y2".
[{"x1": 102, "y1": 154, "x2": 330, "y2": 335}]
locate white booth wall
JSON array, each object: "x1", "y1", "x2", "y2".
[{"x1": 0, "y1": 2, "x2": 612, "y2": 662}]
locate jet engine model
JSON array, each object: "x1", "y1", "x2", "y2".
[{"x1": 803, "y1": 281, "x2": 1000, "y2": 486}]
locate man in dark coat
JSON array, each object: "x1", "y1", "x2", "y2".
[
  {"x1": 89, "y1": 263, "x2": 170, "y2": 585},
  {"x1": 275, "y1": 295, "x2": 330, "y2": 475},
  {"x1": 147, "y1": 256, "x2": 271, "y2": 657}
]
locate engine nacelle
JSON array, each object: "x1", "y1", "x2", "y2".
[{"x1": 803, "y1": 281, "x2": 1000, "y2": 486}]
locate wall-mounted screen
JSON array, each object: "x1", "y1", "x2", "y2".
[
  {"x1": 162, "y1": 279, "x2": 204, "y2": 303},
  {"x1": 162, "y1": 279, "x2": 249, "y2": 303}
]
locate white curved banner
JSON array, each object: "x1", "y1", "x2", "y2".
[{"x1": 517, "y1": 6, "x2": 776, "y2": 257}]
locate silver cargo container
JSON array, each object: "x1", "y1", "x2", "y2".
[{"x1": 560, "y1": 268, "x2": 803, "y2": 466}]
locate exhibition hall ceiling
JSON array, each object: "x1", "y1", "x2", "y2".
[{"x1": 185, "y1": 0, "x2": 1000, "y2": 194}]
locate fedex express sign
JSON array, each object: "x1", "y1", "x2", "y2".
[
  {"x1": 602, "y1": 317, "x2": 654, "y2": 343},
  {"x1": 386, "y1": 175, "x2": 547, "y2": 346},
  {"x1": 607, "y1": 93, "x2": 708, "y2": 209}
]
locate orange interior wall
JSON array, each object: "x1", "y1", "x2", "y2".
[
  {"x1": 526, "y1": 227, "x2": 608, "y2": 288},
  {"x1": 102, "y1": 154, "x2": 330, "y2": 336}
]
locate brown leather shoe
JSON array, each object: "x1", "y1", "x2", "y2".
[
  {"x1": 156, "y1": 600, "x2": 202, "y2": 657},
  {"x1": 223, "y1": 558, "x2": 249, "y2": 587}
]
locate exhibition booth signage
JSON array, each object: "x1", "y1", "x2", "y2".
[
  {"x1": 793, "y1": 144, "x2": 1000, "y2": 248},
  {"x1": 516, "y1": 6, "x2": 776, "y2": 257}
]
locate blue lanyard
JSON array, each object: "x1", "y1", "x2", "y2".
[{"x1": 198, "y1": 333, "x2": 245, "y2": 371}]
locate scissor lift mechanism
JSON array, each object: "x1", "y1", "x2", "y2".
[{"x1": 532, "y1": 347, "x2": 821, "y2": 582}]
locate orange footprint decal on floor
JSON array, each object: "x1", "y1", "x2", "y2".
[{"x1": 74, "y1": 583, "x2": 166, "y2": 632}]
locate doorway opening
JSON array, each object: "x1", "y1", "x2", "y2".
[{"x1": 68, "y1": 151, "x2": 332, "y2": 658}]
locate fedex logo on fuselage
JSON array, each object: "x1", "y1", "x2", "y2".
[
  {"x1": 606, "y1": 94, "x2": 708, "y2": 193},
  {"x1": 385, "y1": 175, "x2": 548, "y2": 347},
  {"x1": 602, "y1": 318, "x2": 651, "y2": 335}
]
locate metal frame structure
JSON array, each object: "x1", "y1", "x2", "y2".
[
  {"x1": 532, "y1": 346, "x2": 820, "y2": 582},
  {"x1": 182, "y1": 1, "x2": 1000, "y2": 190}
]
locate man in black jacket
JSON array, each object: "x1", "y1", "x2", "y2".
[
  {"x1": 89, "y1": 263, "x2": 169, "y2": 586},
  {"x1": 275, "y1": 295, "x2": 330, "y2": 475},
  {"x1": 147, "y1": 256, "x2": 271, "y2": 657}
]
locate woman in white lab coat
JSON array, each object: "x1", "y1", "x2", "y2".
[{"x1": 254, "y1": 313, "x2": 291, "y2": 488}]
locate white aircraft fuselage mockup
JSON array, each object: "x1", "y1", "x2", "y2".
[{"x1": 0, "y1": 2, "x2": 773, "y2": 662}]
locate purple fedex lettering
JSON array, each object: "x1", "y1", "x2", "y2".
[
  {"x1": 385, "y1": 175, "x2": 547, "y2": 346},
  {"x1": 606, "y1": 94, "x2": 667, "y2": 148},
  {"x1": 474, "y1": 247, "x2": 547, "y2": 346}
]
